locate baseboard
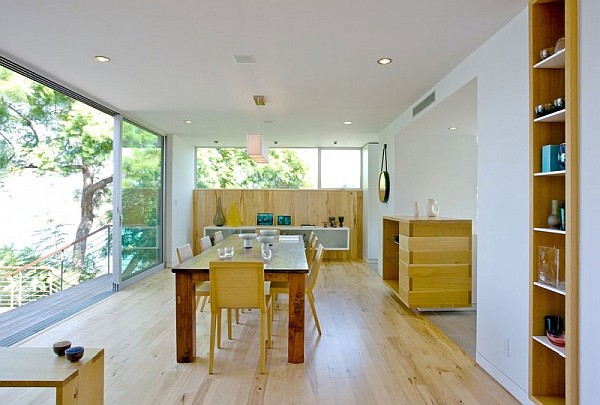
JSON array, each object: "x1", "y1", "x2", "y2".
[{"x1": 476, "y1": 351, "x2": 531, "y2": 404}]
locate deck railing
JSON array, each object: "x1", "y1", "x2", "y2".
[{"x1": 0, "y1": 225, "x2": 112, "y2": 311}]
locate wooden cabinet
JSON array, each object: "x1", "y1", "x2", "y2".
[
  {"x1": 529, "y1": 0, "x2": 578, "y2": 403},
  {"x1": 382, "y1": 216, "x2": 472, "y2": 309}
]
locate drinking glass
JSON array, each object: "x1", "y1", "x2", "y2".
[
  {"x1": 225, "y1": 246, "x2": 234, "y2": 258},
  {"x1": 217, "y1": 248, "x2": 226, "y2": 260},
  {"x1": 261, "y1": 248, "x2": 272, "y2": 261}
]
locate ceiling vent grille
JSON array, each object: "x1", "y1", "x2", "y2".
[
  {"x1": 412, "y1": 91, "x2": 436, "y2": 117},
  {"x1": 233, "y1": 55, "x2": 256, "y2": 64}
]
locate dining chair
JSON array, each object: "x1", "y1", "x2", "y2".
[
  {"x1": 271, "y1": 244, "x2": 324, "y2": 335},
  {"x1": 213, "y1": 230, "x2": 224, "y2": 244},
  {"x1": 208, "y1": 261, "x2": 273, "y2": 374},
  {"x1": 176, "y1": 243, "x2": 210, "y2": 312},
  {"x1": 306, "y1": 234, "x2": 319, "y2": 268},
  {"x1": 199, "y1": 235, "x2": 212, "y2": 252}
]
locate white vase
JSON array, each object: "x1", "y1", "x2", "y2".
[{"x1": 426, "y1": 199, "x2": 439, "y2": 217}]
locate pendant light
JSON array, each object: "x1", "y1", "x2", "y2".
[{"x1": 247, "y1": 95, "x2": 269, "y2": 164}]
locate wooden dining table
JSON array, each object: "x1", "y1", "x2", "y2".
[{"x1": 172, "y1": 234, "x2": 309, "y2": 363}]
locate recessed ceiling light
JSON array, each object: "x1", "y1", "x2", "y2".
[
  {"x1": 273, "y1": 140, "x2": 278, "y2": 145},
  {"x1": 334, "y1": 141, "x2": 338, "y2": 145},
  {"x1": 448, "y1": 126, "x2": 458, "y2": 130},
  {"x1": 94, "y1": 55, "x2": 111, "y2": 63},
  {"x1": 184, "y1": 120, "x2": 192, "y2": 124},
  {"x1": 377, "y1": 58, "x2": 392, "y2": 65},
  {"x1": 343, "y1": 121, "x2": 353, "y2": 125}
]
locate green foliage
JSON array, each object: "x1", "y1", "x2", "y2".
[{"x1": 195, "y1": 148, "x2": 308, "y2": 189}]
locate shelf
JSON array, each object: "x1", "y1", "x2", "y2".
[
  {"x1": 534, "y1": 227, "x2": 566, "y2": 235},
  {"x1": 534, "y1": 109, "x2": 565, "y2": 123},
  {"x1": 530, "y1": 395, "x2": 565, "y2": 405},
  {"x1": 534, "y1": 281, "x2": 566, "y2": 296},
  {"x1": 383, "y1": 279, "x2": 400, "y2": 294},
  {"x1": 533, "y1": 48, "x2": 566, "y2": 69},
  {"x1": 534, "y1": 170, "x2": 565, "y2": 177},
  {"x1": 533, "y1": 335, "x2": 566, "y2": 358}
]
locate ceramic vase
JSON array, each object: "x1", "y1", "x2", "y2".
[
  {"x1": 226, "y1": 202, "x2": 242, "y2": 227},
  {"x1": 547, "y1": 199, "x2": 560, "y2": 229},
  {"x1": 213, "y1": 197, "x2": 226, "y2": 226},
  {"x1": 426, "y1": 199, "x2": 439, "y2": 217}
]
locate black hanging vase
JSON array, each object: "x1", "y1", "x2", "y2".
[{"x1": 213, "y1": 197, "x2": 226, "y2": 226}]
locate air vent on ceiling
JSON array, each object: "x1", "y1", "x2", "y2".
[
  {"x1": 412, "y1": 91, "x2": 436, "y2": 117},
  {"x1": 233, "y1": 55, "x2": 256, "y2": 64}
]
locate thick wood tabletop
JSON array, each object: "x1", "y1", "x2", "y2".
[{"x1": 172, "y1": 234, "x2": 309, "y2": 274}]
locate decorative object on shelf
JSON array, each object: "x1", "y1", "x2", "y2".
[
  {"x1": 226, "y1": 202, "x2": 242, "y2": 227},
  {"x1": 542, "y1": 145, "x2": 561, "y2": 172},
  {"x1": 213, "y1": 197, "x2": 226, "y2": 226},
  {"x1": 426, "y1": 199, "x2": 439, "y2": 217},
  {"x1": 538, "y1": 245, "x2": 565, "y2": 289},
  {"x1": 555, "y1": 36, "x2": 565, "y2": 53},
  {"x1": 560, "y1": 207, "x2": 566, "y2": 231},
  {"x1": 539, "y1": 46, "x2": 554, "y2": 61},
  {"x1": 558, "y1": 142, "x2": 566, "y2": 170},
  {"x1": 414, "y1": 201, "x2": 420, "y2": 217},
  {"x1": 338, "y1": 216, "x2": 344, "y2": 227},
  {"x1": 544, "y1": 315, "x2": 564, "y2": 347},
  {"x1": 378, "y1": 143, "x2": 390, "y2": 203},
  {"x1": 553, "y1": 96, "x2": 565, "y2": 110},
  {"x1": 534, "y1": 102, "x2": 556, "y2": 118},
  {"x1": 329, "y1": 216, "x2": 336, "y2": 227},
  {"x1": 547, "y1": 199, "x2": 561, "y2": 229},
  {"x1": 547, "y1": 331, "x2": 566, "y2": 347},
  {"x1": 256, "y1": 212, "x2": 274, "y2": 226},
  {"x1": 276, "y1": 215, "x2": 292, "y2": 226}
]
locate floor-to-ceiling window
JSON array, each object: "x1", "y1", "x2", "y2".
[{"x1": 114, "y1": 119, "x2": 165, "y2": 287}]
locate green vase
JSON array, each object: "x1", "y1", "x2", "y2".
[{"x1": 213, "y1": 197, "x2": 226, "y2": 226}]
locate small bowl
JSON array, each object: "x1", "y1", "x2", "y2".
[
  {"x1": 259, "y1": 229, "x2": 278, "y2": 237},
  {"x1": 256, "y1": 235, "x2": 275, "y2": 244},
  {"x1": 546, "y1": 331, "x2": 565, "y2": 347},
  {"x1": 238, "y1": 233, "x2": 257, "y2": 248},
  {"x1": 52, "y1": 340, "x2": 71, "y2": 356},
  {"x1": 65, "y1": 346, "x2": 85, "y2": 362},
  {"x1": 540, "y1": 47, "x2": 554, "y2": 60},
  {"x1": 554, "y1": 97, "x2": 565, "y2": 110},
  {"x1": 555, "y1": 37, "x2": 565, "y2": 53}
]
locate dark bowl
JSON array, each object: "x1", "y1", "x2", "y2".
[
  {"x1": 554, "y1": 97, "x2": 565, "y2": 110},
  {"x1": 540, "y1": 47, "x2": 554, "y2": 60},
  {"x1": 52, "y1": 340, "x2": 72, "y2": 356},
  {"x1": 65, "y1": 346, "x2": 85, "y2": 362}
]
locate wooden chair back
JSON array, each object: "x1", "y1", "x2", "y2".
[
  {"x1": 213, "y1": 231, "x2": 224, "y2": 244},
  {"x1": 209, "y1": 261, "x2": 267, "y2": 312},
  {"x1": 199, "y1": 235, "x2": 212, "y2": 252},
  {"x1": 176, "y1": 243, "x2": 194, "y2": 264},
  {"x1": 307, "y1": 235, "x2": 319, "y2": 267},
  {"x1": 306, "y1": 244, "x2": 324, "y2": 293}
]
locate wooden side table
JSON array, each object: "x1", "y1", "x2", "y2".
[{"x1": 0, "y1": 347, "x2": 104, "y2": 405}]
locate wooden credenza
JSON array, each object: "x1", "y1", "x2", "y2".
[{"x1": 382, "y1": 216, "x2": 472, "y2": 308}]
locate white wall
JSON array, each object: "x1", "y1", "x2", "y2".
[
  {"x1": 578, "y1": 0, "x2": 600, "y2": 400},
  {"x1": 166, "y1": 135, "x2": 196, "y2": 267},
  {"x1": 378, "y1": 9, "x2": 531, "y2": 402}
]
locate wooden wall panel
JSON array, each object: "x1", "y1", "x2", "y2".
[{"x1": 192, "y1": 189, "x2": 363, "y2": 260}]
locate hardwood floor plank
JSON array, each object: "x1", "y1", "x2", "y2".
[{"x1": 1, "y1": 261, "x2": 517, "y2": 404}]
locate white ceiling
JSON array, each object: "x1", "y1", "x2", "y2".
[{"x1": 0, "y1": 0, "x2": 526, "y2": 148}]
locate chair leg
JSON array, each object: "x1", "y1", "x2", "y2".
[
  {"x1": 259, "y1": 311, "x2": 266, "y2": 374},
  {"x1": 209, "y1": 312, "x2": 216, "y2": 374},
  {"x1": 307, "y1": 291, "x2": 322, "y2": 335},
  {"x1": 227, "y1": 309, "x2": 233, "y2": 340},
  {"x1": 267, "y1": 296, "x2": 273, "y2": 348},
  {"x1": 200, "y1": 296, "x2": 208, "y2": 312},
  {"x1": 217, "y1": 309, "x2": 222, "y2": 349},
  {"x1": 235, "y1": 309, "x2": 240, "y2": 324}
]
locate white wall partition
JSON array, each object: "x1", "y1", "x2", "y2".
[{"x1": 377, "y1": 9, "x2": 530, "y2": 402}]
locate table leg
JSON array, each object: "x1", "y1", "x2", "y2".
[
  {"x1": 175, "y1": 273, "x2": 196, "y2": 362},
  {"x1": 56, "y1": 375, "x2": 79, "y2": 405},
  {"x1": 287, "y1": 273, "x2": 305, "y2": 363},
  {"x1": 78, "y1": 350, "x2": 104, "y2": 405}
]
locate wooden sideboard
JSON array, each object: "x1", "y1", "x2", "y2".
[{"x1": 382, "y1": 216, "x2": 472, "y2": 308}]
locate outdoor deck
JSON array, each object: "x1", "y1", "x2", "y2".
[{"x1": 0, "y1": 274, "x2": 114, "y2": 346}]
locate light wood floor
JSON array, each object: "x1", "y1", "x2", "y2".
[{"x1": 2, "y1": 261, "x2": 517, "y2": 404}]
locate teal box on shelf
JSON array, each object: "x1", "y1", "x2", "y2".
[{"x1": 542, "y1": 145, "x2": 561, "y2": 172}]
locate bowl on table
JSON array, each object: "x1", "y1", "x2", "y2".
[
  {"x1": 259, "y1": 229, "x2": 278, "y2": 237},
  {"x1": 256, "y1": 235, "x2": 275, "y2": 249},
  {"x1": 238, "y1": 233, "x2": 257, "y2": 248},
  {"x1": 65, "y1": 346, "x2": 85, "y2": 362},
  {"x1": 52, "y1": 340, "x2": 71, "y2": 356}
]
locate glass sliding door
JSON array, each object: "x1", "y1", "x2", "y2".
[{"x1": 113, "y1": 118, "x2": 165, "y2": 288}]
